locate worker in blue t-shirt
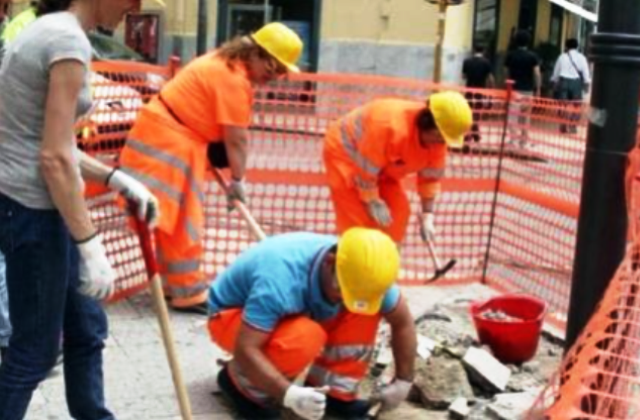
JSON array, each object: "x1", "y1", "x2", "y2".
[{"x1": 207, "y1": 228, "x2": 417, "y2": 420}]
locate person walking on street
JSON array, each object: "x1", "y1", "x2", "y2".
[
  {"x1": 0, "y1": 0, "x2": 161, "y2": 418},
  {"x1": 208, "y1": 228, "x2": 417, "y2": 420},
  {"x1": 118, "y1": 22, "x2": 303, "y2": 315},
  {"x1": 322, "y1": 92, "x2": 472, "y2": 245},
  {"x1": 551, "y1": 38, "x2": 590, "y2": 134},
  {"x1": 504, "y1": 30, "x2": 541, "y2": 148},
  {"x1": 462, "y1": 44, "x2": 495, "y2": 143}
]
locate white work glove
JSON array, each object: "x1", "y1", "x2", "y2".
[
  {"x1": 283, "y1": 385, "x2": 328, "y2": 420},
  {"x1": 107, "y1": 168, "x2": 160, "y2": 228},
  {"x1": 226, "y1": 178, "x2": 246, "y2": 211},
  {"x1": 419, "y1": 212, "x2": 436, "y2": 242},
  {"x1": 366, "y1": 199, "x2": 393, "y2": 227},
  {"x1": 380, "y1": 379, "x2": 412, "y2": 411},
  {"x1": 77, "y1": 234, "x2": 116, "y2": 300}
]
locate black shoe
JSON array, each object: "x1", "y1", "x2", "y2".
[
  {"x1": 217, "y1": 366, "x2": 280, "y2": 420},
  {"x1": 171, "y1": 301, "x2": 209, "y2": 316},
  {"x1": 325, "y1": 395, "x2": 372, "y2": 419}
]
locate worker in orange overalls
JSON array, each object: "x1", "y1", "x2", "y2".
[
  {"x1": 118, "y1": 22, "x2": 303, "y2": 314},
  {"x1": 207, "y1": 228, "x2": 417, "y2": 420},
  {"x1": 323, "y1": 91, "x2": 473, "y2": 244}
]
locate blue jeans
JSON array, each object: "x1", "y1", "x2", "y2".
[
  {"x1": 0, "y1": 251, "x2": 9, "y2": 348},
  {"x1": 0, "y1": 193, "x2": 115, "y2": 420}
]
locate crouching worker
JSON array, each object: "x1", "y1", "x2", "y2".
[{"x1": 207, "y1": 228, "x2": 417, "y2": 420}]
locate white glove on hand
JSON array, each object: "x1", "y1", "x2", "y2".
[
  {"x1": 380, "y1": 379, "x2": 412, "y2": 411},
  {"x1": 367, "y1": 199, "x2": 393, "y2": 227},
  {"x1": 226, "y1": 178, "x2": 246, "y2": 211},
  {"x1": 107, "y1": 169, "x2": 160, "y2": 228},
  {"x1": 419, "y1": 212, "x2": 436, "y2": 242},
  {"x1": 283, "y1": 385, "x2": 328, "y2": 420},
  {"x1": 77, "y1": 234, "x2": 116, "y2": 300}
]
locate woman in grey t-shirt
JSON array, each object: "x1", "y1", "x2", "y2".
[{"x1": 0, "y1": 0, "x2": 161, "y2": 418}]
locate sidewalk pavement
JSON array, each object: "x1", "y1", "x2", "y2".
[{"x1": 25, "y1": 284, "x2": 496, "y2": 420}]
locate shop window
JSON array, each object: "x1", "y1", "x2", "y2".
[{"x1": 473, "y1": 0, "x2": 499, "y2": 58}]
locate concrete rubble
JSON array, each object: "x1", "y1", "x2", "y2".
[{"x1": 365, "y1": 297, "x2": 563, "y2": 420}]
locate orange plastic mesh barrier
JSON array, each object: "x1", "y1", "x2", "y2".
[
  {"x1": 81, "y1": 60, "x2": 587, "y2": 328},
  {"x1": 526, "y1": 145, "x2": 640, "y2": 420}
]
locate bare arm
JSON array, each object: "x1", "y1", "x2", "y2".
[
  {"x1": 79, "y1": 152, "x2": 115, "y2": 184},
  {"x1": 533, "y1": 65, "x2": 542, "y2": 96},
  {"x1": 384, "y1": 296, "x2": 417, "y2": 381},
  {"x1": 223, "y1": 125, "x2": 249, "y2": 181},
  {"x1": 486, "y1": 73, "x2": 496, "y2": 88},
  {"x1": 40, "y1": 60, "x2": 95, "y2": 241},
  {"x1": 234, "y1": 322, "x2": 292, "y2": 402}
]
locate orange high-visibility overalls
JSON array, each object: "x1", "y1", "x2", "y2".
[
  {"x1": 119, "y1": 54, "x2": 253, "y2": 307},
  {"x1": 323, "y1": 99, "x2": 447, "y2": 242}
]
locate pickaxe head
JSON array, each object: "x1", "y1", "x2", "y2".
[{"x1": 427, "y1": 258, "x2": 457, "y2": 283}]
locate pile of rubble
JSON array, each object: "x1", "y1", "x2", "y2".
[{"x1": 365, "y1": 298, "x2": 563, "y2": 420}]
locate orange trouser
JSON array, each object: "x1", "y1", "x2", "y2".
[
  {"x1": 328, "y1": 178, "x2": 410, "y2": 243},
  {"x1": 208, "y1": 309, "x2": 382, "y2": 404},
  {"x1": 156, "y1": 229, "x2": 208, "y2": 307}
]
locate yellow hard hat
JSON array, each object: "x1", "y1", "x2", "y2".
[
  {"x1": 429, "y1": 91, "x2": 473, "y2": 149},
  {"x1": 251, "y1": 22, "x2": 303, "y2": 73},
  {"x1": 335, "y1": 228, "x2": 400, "y2": 315}
]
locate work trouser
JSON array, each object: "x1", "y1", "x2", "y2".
[
  {"x1": 325, "y1": 171, "x2": 410, "y2": 242},
  {"x1": 156, "y1": 229, "x2": 208, "y2": 308},
  {"x1": 208, "y1": 308, "x2": 382, "y2": 405}
]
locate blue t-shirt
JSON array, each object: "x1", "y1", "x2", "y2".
[{"x1": 208, "y1": 232, "x2": 401, "y2": 332}]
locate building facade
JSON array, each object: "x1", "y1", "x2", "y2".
[{"x1": 6, "y1": 0, "x2": 598, "y2": 85}]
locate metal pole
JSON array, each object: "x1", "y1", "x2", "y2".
[
  {"x1": 565, "y1": 0, "x2": 640, "y2": 351},
  {"x1": 433, "y1": 0, "x2": 447, "y2": 83},
  {"x1": 196, "y1": 0, "x2": 208, "y2": 55}
]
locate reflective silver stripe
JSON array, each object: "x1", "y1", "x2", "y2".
[
  {"x1": 120, "y1": 166, "x2": 183, "y2": 204},
  {"x1": 232, "y1": 363, "x2": 271, "y2": 404},
  {"x1": 166, "y1": 282, "x2": 209, "y2": 299},
  {"x1": 126, "y1": 138, "x2": 205, "y2": 205},
  {"x1": 418, "y1": 168, "x2": 445, "y2": 179},
  {"x1": 307, "y1": 365, "x2": 359, "y2": 395},
  {"x1": 354, "y1": 175, "x2": 377, "y2": 191},
  {"x1": 186, "y1": 219, "x2": 200, "y2": 243},
  {"x1": 166, "y1": 259, "x2": 200, "y2": 275},
  {"x1": 339, "y1": 112, "x2": 380, "y2": 177},
  {"x1": 321, "y1": 345, "x2": 373, "y2": 363}
]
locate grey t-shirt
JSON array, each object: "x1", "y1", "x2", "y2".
[{"x1": 0, "y1": 11, "x2": 92, "y2": 209}]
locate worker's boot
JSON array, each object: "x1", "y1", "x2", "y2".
[
  {"x1": 217, "y1": 365, "x2": 280, "y2": 420},
  {"x1": 325, "y1": 395, "x2": 372, "y2": 419}
]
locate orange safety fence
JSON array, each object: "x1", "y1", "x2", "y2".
[
  {"x1": 81, "y1": 60, "x2": 588, "y2": 332},
  {"x1": 526, "y1": 144, "x2": 640, "y2": 420}
]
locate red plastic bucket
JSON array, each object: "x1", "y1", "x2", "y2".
[{"x1": 470, "y1": 294, "x2": 548, "y2": 365}]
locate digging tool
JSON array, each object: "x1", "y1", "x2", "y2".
[
  {"x1": 424, "y1": 234, "x2": 457, "y2": 283},
  {"x1": 130, "y1": 204, "x2": 193, "y2": 420},
  {"x1": 212, "y1": 168, "x2": 267, "y2": 241}
]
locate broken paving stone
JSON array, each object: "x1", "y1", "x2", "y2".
[
  {"x1": 414, "y1": 356, "x2": 474, "y2": 410},
  {"x1": 462, "y1": 347, "x2": 511, "y2": 393},
  {"x1": 449, "y1": 397, "x2": 471, "y2": 419},
  {"x1": 485, "y1": 389, "x2": 542, "y2": 420},
  {"x1": 378, "y1": 402, "x2": 443, "y2": 420}
]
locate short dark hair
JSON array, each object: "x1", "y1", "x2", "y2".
[
  {"x1": 416, "y1": 107, "x2": 437, "y2": 132},
  {"x1": 515, "y1": 30, "x2": 531, "y2": 48},
  {"x1": 565, "y1": 38, "x2": 579, "y2": 50},
  {"x1": 473, "y1": 44, "x2": 485, "y2": 54},
  {"x1": 35, "y1": 0, "x2": 74, "y2": 17}
]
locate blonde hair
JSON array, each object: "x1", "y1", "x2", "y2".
[{"x1": 216, "y1": 36, "x2": 263, "y2": 70}]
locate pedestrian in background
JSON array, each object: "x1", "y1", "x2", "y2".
[
  {"x1": 504, "y1": 30, "x2": 541, "y2": 148},
  {"x1": 551, "y1": 38, "x2": 590, "y2": 134},
  {"x1": 0, "y1": 0, "x2": 160, "y2": 418},
  {"x1": 462, "y1": 44, "x2": 495, "y2": 143}
]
